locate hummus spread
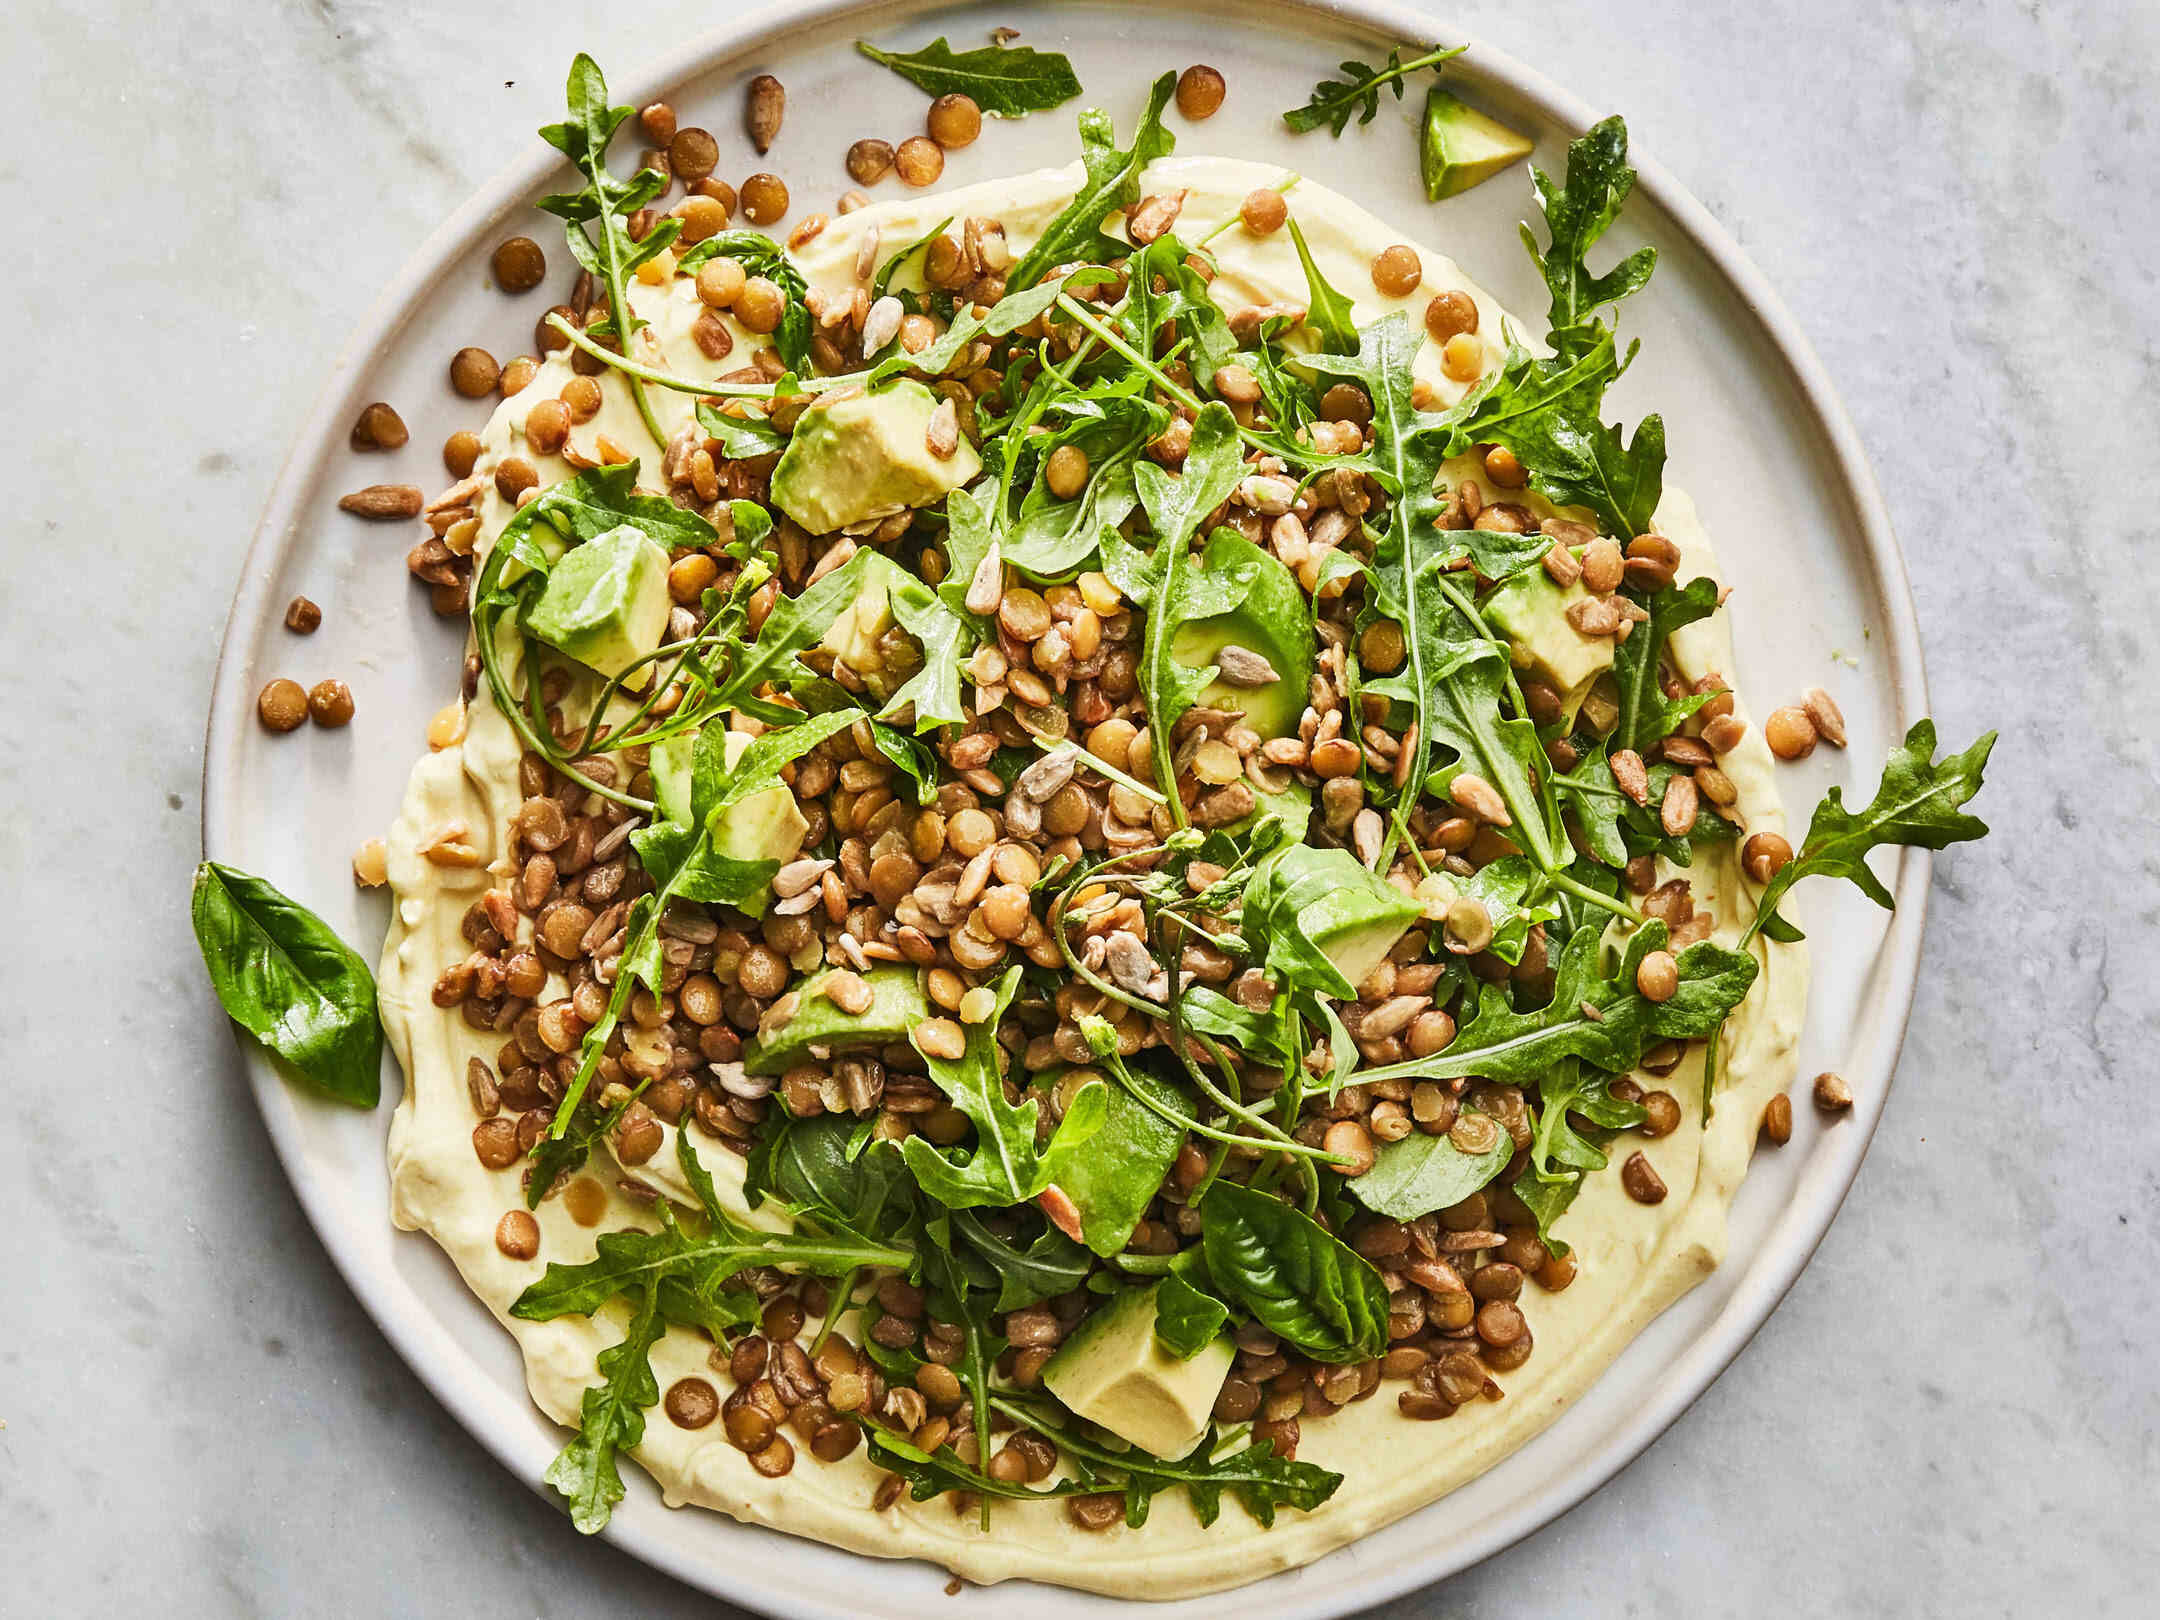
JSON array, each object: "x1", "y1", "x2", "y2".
[{"x1": 378, "y1": 156, "x2": 1807, "y2": 1597}]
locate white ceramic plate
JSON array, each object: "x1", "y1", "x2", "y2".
[{"x1": 202, "y1": 1, "x2": 1933, "y2": 1614}]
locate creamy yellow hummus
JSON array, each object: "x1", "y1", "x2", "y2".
[{"x1": 377, "y1": 156, "x2": 1807, "y2": 1598}]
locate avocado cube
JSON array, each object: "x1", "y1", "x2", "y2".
[
  {"x1": 1167, "y1": 533, "x2": 1315, "y2": 740},
  {"x1": 769, "y1": 379, "x2": 982, "y2": 535},
  {"x1": 1485, "y1": 569, "x2": 1617, "y2": 711},
  {"x1": 1041, "y1": 1284, "x2": 1234, "y2": 1461},
  {"x1": 523, "y1": 524, "x2": 673, "y2": 681},
  {"x1": 650, "y1": 729, "x2": 809, "y2": 918},
  {"x1": 1422, "y1": 88, "x2": 1536, "y2": 202},
  {"x1": 743, "y1": 965, "x2": 932, "y2": 1075}
]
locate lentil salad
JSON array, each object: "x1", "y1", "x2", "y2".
[{"x1": 191, "y1": 43, "x2": 1995, "y2": 1597}]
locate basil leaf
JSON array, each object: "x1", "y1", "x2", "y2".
[
  {"x1": 190, "y1": 862, "x2": 381, "y2": 1107},
  {"x1": 1199, "y1": 1182, "x2": 1390, "y2": 1363},
  {"x1": 855, "y1": 37, "x2": 1083, "y2": 118},
  {"x1": 1008, "y1": 73, "x2": 1177, "y2": 290},
  {"x1": 1041, "y1": 1066, "x2": 1189, "y2": 1256},
  {"x1": 1749, "y1": 721, "x2": 1996, "y2": 945},
  {"x1": 1153, "y1": 1273, "x2": 1230, "y2": 1360},
  {"x1": 1349, "y1": 1124, "x2": 1511, "y2": 1220},
  {"x1": 543, "y1": 1288, "x2": 663, "y2": 1534}
]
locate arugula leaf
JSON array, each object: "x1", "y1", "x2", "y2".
[
  {"x1": 1528, "y1": 1057, "x2": 1646, "y2": 1181},
  {"x1": 1749, "y1": 722, "x2": 1996, "y2": 944},
  {"x1": 1508, "y1": 399, "x2": 1668, "y2": 543},
  {"x1": 937, "y1": 482, "x2": 999, "y2": 622},
  {"x1": 1199, "y1": 1182, "x2": 1390, "y2": 1363},
  {"x1": 1241, "y1": 845, "x2": 1423, "y2": 1002},
  {"x1": 1452, "y1": 855, "x2": 1560, "y2": 968},
  {"x1": 708, "y1": 548, "x2": 975, "y2": 730},
  {"x1": 543, "y1": 1287, "x2": 663, "y2": 1534},
  {"x1": 1127, "y1": 403, "x2": 1249, "y2": 814},
  {"x1": 190, "y1": 862, "x2": 381, "y2": 1107},
  {"x1": 1282, "y1": 43, "x2": 1466, "y2": 136},
  {"x1": 858, "y1": 1421, "x2": 1097, "y2": 1506},
  {"x1": 993, "y1": 1396, "x2": 1343, "y2": 1528},
  {"x1": 746, "y1": 1115, "x2": 916, "y2": 1239},
  {"x1": 1520, "y1": 117, "x2": 1658, "y2": 358},
  {"x1": 1008, "y1": 73, "x2": 1177, "y2": 290},
  {"x1": 1358, "y1": 920, "x2": 1757, "y2": 1089},
  {"x1": 511, "y1": 1199, "x2": 908, "y2": 1325},
  {"x1": 1285, "y1": 217, "x2": 1359, "y2": 354},
  {"x1": 1349, "y1": 1119, "x2": 1511, "y2": 1220},
  {"x1": 1511, "y1": 1166, "x2": 1583, "y2": 1256},
  {"x1": 1001, "y1": 393, "x2": 1163, "y2": 579},
  {"x1": 856, "y1": 36, "x2": 1082, "y2": 117},
  {"x1": 950, "y1": 1210, "x2": 1092, "y2": 1310},
  {"x1": 676, "y1": 230, "x2": 814, "y2": 373},
  {"x1": 1152, "y1": 1273, "x2": 1231, "y2": 1359},
  {"x1": 1404, "y1": 610, "x2": 1562, "y2": 873},
  {"x1": 899, "y1": 968, "x2": 1110, "y2": 1207},
  {"x1": 1610, "y1": 575, "x2": 1719, "y2": 754},
  {"x1": 536, "y1": 55, "x2": 679, "y2": 447},
  {"x1": 872, "y1": 216, "x2": 954, "y2": 301}
]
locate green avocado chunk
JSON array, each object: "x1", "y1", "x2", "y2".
[
  {"x1": 1250, "y1": 846, "x2": 1424, "y2": 996},
  {"x1": 650, "y1": 730, "x2": 809, "y2": 919},
  {"x1": 523, "y1": 524, "x2": 672, "y2": 680},
  {"x1": 1042, "y1": 1283, "x2": 1234, "y2": 1460},
  {"x1": 743, "y1": 965, "x2": 931, "y2": 1075},
  {"x1": 769, "y1": 379, "x2": 983, "y2": 535},
  {"x1": 1485, "y1": 569, "x2": 1616, "y2": 717},
  {"x1": 1421, "y1": 87, "x2": 1535, "y2": 201},
  {"x1": 1168, "y1": 532, "x2": 1315, "y2": 740}
]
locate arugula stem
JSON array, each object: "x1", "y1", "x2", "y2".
[
  {"x1": 1550, "y1": 868, "x2": 1637, "y2": 923},
  {"x1": 1196, "y1": 174, "x2": 1301, "y2": 248}
]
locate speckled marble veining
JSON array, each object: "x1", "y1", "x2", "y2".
[{"x1": 2, "y1": 1, "x2": 2153, "y2": 1615}]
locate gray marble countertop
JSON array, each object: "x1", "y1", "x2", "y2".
[{"x1": 4, "y1": 1, "x2": 2152, "y2": 1614}]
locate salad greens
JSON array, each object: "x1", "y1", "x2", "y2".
[
  {"x1": 191, "y1": 862, "x2": 381, "y2": 1107},
  {"x1": 1282, "y1": 43, "x2": 1466, "y2": 136},
  {"x1": 856, "y1": 36, "x2": 1083, "y2": 117}
]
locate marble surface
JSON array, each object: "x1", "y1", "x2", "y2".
[{"x1": 4, "y1": 1, "x2": 2154, "y2": 1614}]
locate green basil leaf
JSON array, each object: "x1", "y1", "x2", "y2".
[
  {"x1": 190, "y1": 862, "x2": 381, "y2": 1107},
  {"x1": 1152, "y1": 1273, "x2": 1230, "y2": 1360},
  {"x1": 1199, "y1": 1182, "x2": 1389, "y2": 1363},
  {"x1": 1041, "y1": 1066, "x2": 1189, "y2": 1256},
  {"x1": 1349, "y1": 1123, "x2": 1511, "y2": 1220}
]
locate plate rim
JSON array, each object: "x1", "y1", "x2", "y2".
[{"x1": 201, "y1": 0, "x2": 1934, "y2": 1612}]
